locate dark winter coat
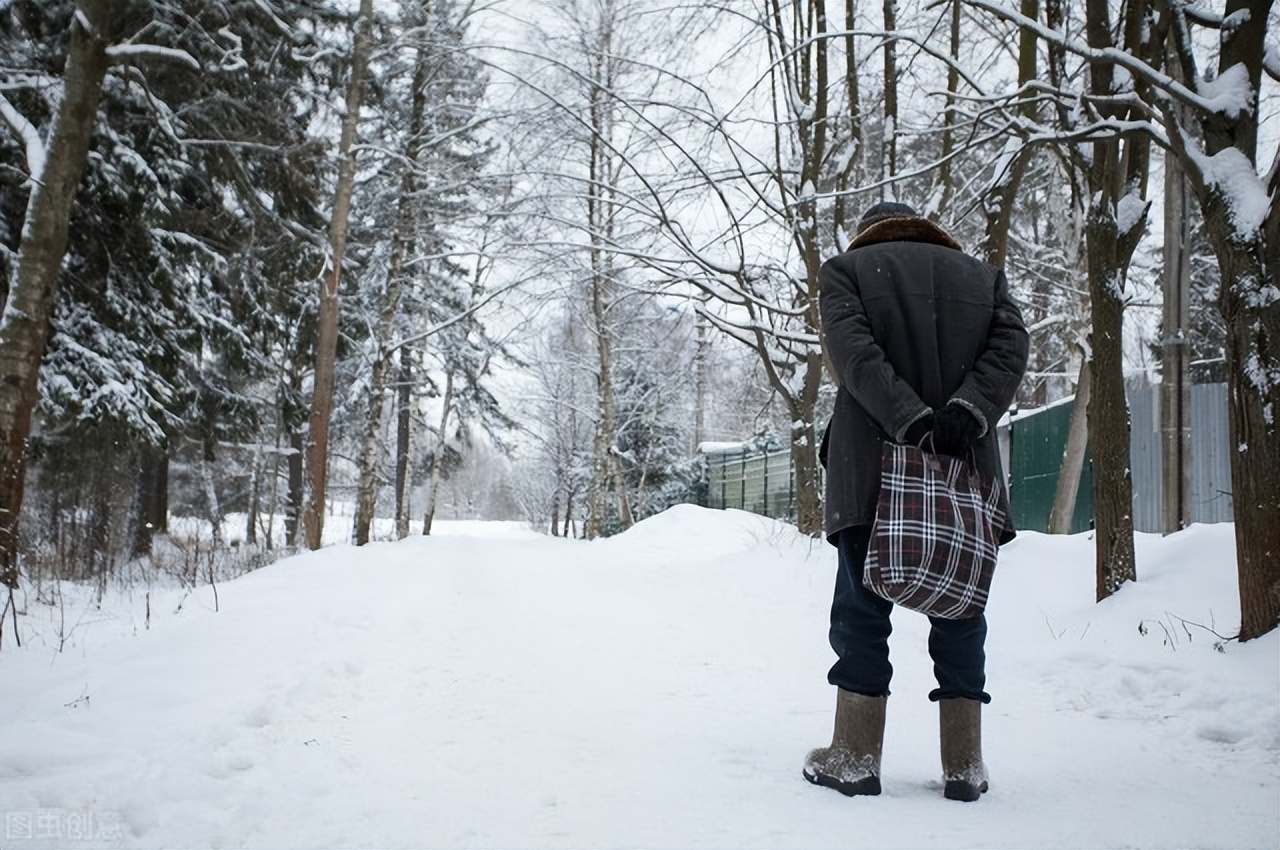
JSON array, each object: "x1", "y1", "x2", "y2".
[{"x1": 819, "y1": 216, "x2": 1029, "y2": 545}]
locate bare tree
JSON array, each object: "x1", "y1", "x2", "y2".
[
  {"x1": 489, "y1": 0, "x2": 700, "y2": 538},
  {"x1": 975, "y1": 0, "x2": 1040, "y2": 269},
  {"x1": 515, "y1": 310, "x2": 595, "y2": 537},
  {"x1": 581, "y1": 0, "x2": 627, "y2": 539},
  {"x1": 352, "y1": 9, "x2": 430, "y2": 547}
]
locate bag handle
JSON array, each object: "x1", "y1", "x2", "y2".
[{"x1": 916, "y1": 431, "x2": 979, "y2": 467}]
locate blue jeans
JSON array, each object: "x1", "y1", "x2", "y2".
[{"x1": 827, "y1": 526, "x2": 992, "y2": 703}]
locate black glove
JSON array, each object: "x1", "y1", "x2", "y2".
[
  {"x1": 903, "y1": 413, "x2": 934, "y2": 446},
  {"x1": 931, "y1": 402, "x2": 983, "y2": 456}
]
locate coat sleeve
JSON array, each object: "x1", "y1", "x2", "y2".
[
  {"x1": 948, "y1": 269, "x2": 1029, "y2": 436},
  {"x1": 819, "y1": 257, "x2": 932, "y2": 442}
]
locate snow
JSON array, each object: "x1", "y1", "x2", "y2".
[
  {"x1": 0, "y1": 94, "x2": 46, "y2": 184},
  {"x1": 1189, "y1": 141, "x2": 1270, "y2": 240},
  {"x1": 103, "y1": 44, "x2": 201, "y2": 72},
  {"x1": 1196, "y1": 62, "x2": 1254, "y2": 122},
  {"x1": 1222, "y1": 7, "x2": 1252, "y2": 36},
  {"x1": 1115, "y1": 191, "x2": 1148, "y2": 237},
  {"x1": 698, "y1": 440, "x2": 747, "y2": 453},
  {"x1": 1, "y1": 510, "x2": 1276, "y2": 849}
]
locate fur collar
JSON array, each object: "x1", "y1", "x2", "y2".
[{"x1": 847, "y1": 216, "x2": 963, "y2": 252}]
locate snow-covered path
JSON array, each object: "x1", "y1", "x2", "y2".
[{"x1": 1, "y1": 507, "x2": 1276, "y2": 848}]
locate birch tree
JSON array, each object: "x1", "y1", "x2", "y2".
[
  {"x1": 491, "y1": 0, "x2": 696, "y2": 538},
  {"x1": 352, "y1": 4, "x2": 432, "y2": 546}
]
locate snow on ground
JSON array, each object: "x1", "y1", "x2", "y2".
[{"x1": 1, "y1": 508, "x2": 1276, "y2": 849}]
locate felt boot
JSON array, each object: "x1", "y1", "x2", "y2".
[
  {"x1": 802, "y1": 690, "x2": 885, "y2": 796},
  {"x1": 940, "y1": 698, "x2": 989, "y2": 801}
]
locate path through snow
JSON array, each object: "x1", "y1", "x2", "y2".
[{"x1": 1, "y1": 507, "x2": 1276, "y2": 848}]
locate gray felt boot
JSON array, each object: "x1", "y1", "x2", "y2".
[
  {"x1": 940, "y1": 698, "x2": 989, "y2": 801},
  {"x1": 802, "y1": 690, "x2": 885, "y2": 796}
]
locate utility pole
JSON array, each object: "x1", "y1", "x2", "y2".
[{"x1": 693, "y1": 299, "x2": 709, "y2": 452}]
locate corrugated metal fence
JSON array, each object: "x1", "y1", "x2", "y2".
[
  {"x1": 703, "y1": 381, "x2": 1232, "y2": 533},
  {"x1": 1011, "y1": 380, "x2": 1232, "y2": 532}
]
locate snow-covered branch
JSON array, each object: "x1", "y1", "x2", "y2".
[
  {"x1": 215, "y1": 27, "x2": 247, "y2": 73},
  {"x1": 389, "y1": 278, "x2": 526, "y2": 354},
  {"x1": 105, "y1": 43, "x2": 200, "y2": 71},
  {"x1": 1182, "y1": 2, "x2": 1224, "y2": 27},
  {"x1": 963, "y1": 0, "x2": 1237, "y2": 119},
  {"x1": 252, "y1": 0, "x2": 294, "y2": 37},
  {"x1": 0, "y1": 93, "x2": 46, "y2": 183},
  {"x1": 1024, "y1": 117, "x2": 1171, "y2": 151},
  {"x1": 695, "y1": 303, "x2": 819, "y2": 349}
]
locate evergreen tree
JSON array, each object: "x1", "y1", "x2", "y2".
[{"x1": 1, "y1": 0, "x2": 341, "y2": 575}]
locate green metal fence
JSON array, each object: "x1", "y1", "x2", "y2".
[
  {"x1": 1008, "y1": 381, "x2": 1233, "y2": 533},
  {"x1": 701, "y1": 380, "x2": 1231, "y2": 534},
  {"x1": 704, "y1": 446, "x2": 800, "y2": 521},
  {"x1": 1006, "y1": 399, "x2": 1093, "y2": 534}
]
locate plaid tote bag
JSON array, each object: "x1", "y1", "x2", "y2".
[{"x1": 863, "y1": 440, "x2": 1007, "y2": 619}]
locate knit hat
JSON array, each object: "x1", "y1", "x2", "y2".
[{"x1": 856, "y1": 201, "x2": 919, "y2": 234}]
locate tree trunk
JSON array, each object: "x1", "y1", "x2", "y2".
[
  {"x1": 353, "y1": 37, "x2": 427, "y2": 547},
  {"x1": 88, "y1": 477, "x2": 111, "y2": 582},
  {"x1": 1082, "y1": 0, "x2": 1143, "y2": 602},
  {"x1": 130, "y1": 442, "x2": 168, "y2": 558},
  {"x1": 788, "y1": 346, "x2": 825, "y2": 536},
  {"x1": 351, "y1": 389, "x2": 387, "y2": 546},
  {"x1": 831, "y1": 0, "x2": 862, "y2": 242},
  {"x1": 762, "y1": 0, "x2": 827, "y2": 537},
  {"x1": 791, "y1": 418, "x2": 822, "y2": 534},
  {"x1": 585, "y1": 280, "x2": 616, "y2": 540},
  {"x1": 201, "y1": 442, "x2": 223, "y2": 547},
  {"x1": 1084, "y1": 190, "x2": 1137, "y2": 600},
  {"x1": 1216, "y1": 242, "x2": 1280, "y2": 640},
  {"x1": 303, "y1": 0, "x2": 375, "y2": 551},
  {"x1": 422, "y1": 371, "x2": 453, "y2": 537},
  {"x1": 611, "y1": 453, "x2": 634, "y2": 529},
  {"x1": 880, "y1": 0, "x2": 898, "y2": 196},
  {"x1": 0, "y1": 1, "x2": 113, "y2": 587},
  {"x1": 393, "y1": 351, "x2": 414, "y2": 540},
  {"x1": 264, "y1": 416, "x2": 282, "y2": 551},
  {"x1": 1049, "y1": 353, "x2": 1090, "y2": 534},
  {"x1": 584, "y1": 30, "x2": 618, "y2": 540},
  {"x1": 1195, "y1": 194, "x2": 1280, "y2": 640},
  {"x1": 978, "y1": 0, "x2": 1038, "y2": 268},
  {"x1": 937, "y1": 0, "x2": 962, "y2": 213},
  {"x1": 350, "y1": 352, "x2": 390, "y2": 546},
  {"x1": 286, "y1": 428, "x2": 304, "y2": 547},
  {"x1": 1178, "y1": 0, "x2": 1280, "y2": 641},
  {"x1": 246, "y1": 439, "x2": 264, "y2": 545}
]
